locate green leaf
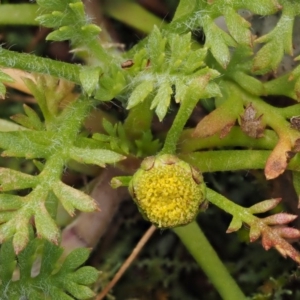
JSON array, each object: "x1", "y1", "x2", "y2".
[
  {"x1": 69, "y1": 147, "x2": 125, "y2": 167},
  {"x1": 0, "y1": 194, "x2": 23, "y2": 210},
  {"x1": 79, "y1": 66, "x2": 101, "y2": 96},
  {"x1": 127, "y1": 80, "x2": 154, "y2": 109},
  {"x1": 173, "y1": 0, "x2": 197, "y2": 21},
  {"x1": 252, "y1": 41, "x2": 283, "y2": 74},
  {"x1": 71, "y1": 266, "x2": 99, "y2": 285},
  {"x1": 226, "y1": 216, "x2": 242, "y2": 233},
  {"x1": 48, "y1": 289, "x2": 74, "y2": 300},
  {"x1": 205, "y1": 22, "x2": 236, "y2": 68},
  {"x1": 248, "y1": 198, "x2": 282, "y2": 214},
  {"x1": 168, "y1": 32, "x2": 191, "y2": 72},
  {"x1": 148, "y1": 26, "x2": 166, "y2": 71},
  {"x1": 96, "y1": 121, "x2": 132, "y2": 154},
  {"x1": 81, "y1": 24, "x2": 102, "y2": 35},
  {"x1": 102, "y1": 118, "x2": 116, "y2": 136},
  {"x1": 23, "y1": 104, "x2": 44, "y2": 130},
  {"x1": 65, "y1": 281, "x2": 96, "y2": 299},
  {"x1": 36, "y1": 0, "x2": 69, "y2": 11},
  {"x1": 40, "y1": 240, "x2": 64, "y2": 275},
  {"x1": 224, "y1": 8, "x2": 252, "y2": 46},
  {"x1": 253, "y1": 7, "x2": 296, "y2": 74},
  {"x1": 13, "y1": 220, "x2": 30, "y2": 255},
  {"x1": 10, "y1": 114, "x2": 38, "y2": 131},
  {"x1": 249, "y1": 224, "x2": 261, "y2": 242},
  {"x1": 22, "y1": 77, "x2": 51, "y2": 121},
  {"x1": 0, "y1": 238, "x2": 97, "y2": 299},
  {"x1": 0, "y1": 220, "x2": 17, "y2": 244},
  {"x1": 0, "y1": 238, "x2": 16, "y2": 281},
  {"x1": 135, "y1": 130, "x2": 161, "y2": 157},
  {"x1": 0, "y1": 70, "x2": 14, "y2": 83},
  {"x1": 34, "y1": 203, "x2": 60, "y2": 244},
  {"x1": 61, "y1": 247, "x2": 91, "y2": 272},
  {"x1": 183, "y1": 48, "x2": 207, "y2": 74},
  {"x1": 36, "y1": 11, "x2": 71, "y2": 28},
  {"x1": 0, "y1": 168, "x2": 38, "y2": 191},
  {"x1": 0, "y1": 69, "x2": 14, "y2": 96},
  {"x1": 239, "y1": 1, "x2": 282, "y2": 15},
  {"x1": 69, "y1": 2, "x2": 86, "y2": 20},
  {"x1": 151, "y1": 82, "x2": 173, "y2": 121},
  {"x1": 0, "y1": 211, "x2": 17, "y2": 224},
  {"x1": 174, "y1": 80, "x2": 188, "y2": 103},
  {"x1": 0, "y1": 131, "x2": 54, "y2": 158},
  {"x1": 46, "y1": 26, "x2": 75, "y2": 41},
  {"x1": 95, "y1": 66, "x2": 126, "y2": 101},
  {"x1": 52, "y1": 181, "x2": 98, "y2": 216}
]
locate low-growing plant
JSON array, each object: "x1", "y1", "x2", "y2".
[{"x1": 1, "y1": 0, "x2": 300, "y2": 299}]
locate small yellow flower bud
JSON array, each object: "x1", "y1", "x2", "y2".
[{"x1": 129, "y1": 154, "x2": 206, "y2": 228}]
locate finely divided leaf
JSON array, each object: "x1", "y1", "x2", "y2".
[
  {"x1": 127, "y1": 80, "x2": 154, "y2": 109},
  {"x1": 69, "y1": 147, "x2": 125, "y2": 167},
  {"x1": 52, "y1": 181, "x2": 98, "y2": 216}
]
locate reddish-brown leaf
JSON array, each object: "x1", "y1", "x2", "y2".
[
  {"x1": 260, "y1": 230, "x2": 300, "y2": 263},
  {"x1": 263, "y1": 213, "x2": 297, "y2": 225},
  {"x1": 273, "y1": 227, "x2": 300, "y2": 239},
  {"x1": 265, "y1": 137, "x2": 292, "y2": 179},
  {"x1": 192, "y1": 97, "x2": 243, "y2": 138}
]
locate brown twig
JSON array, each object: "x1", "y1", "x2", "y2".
[{"x1": 96, "y1": 224, "x2": 156, "y2": 300}]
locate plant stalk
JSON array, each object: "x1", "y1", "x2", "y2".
[
  {"x1": 0, "y1": 48, "x2": 81, "y2": 84},
  {"x1": 0, "y1": 4, "x2": 38, "y2": 25},
  {"x1": 173, "y1": 222, "x2": 246, "y2": 300},
  {"x1": 160, "y1": 93, "x2": 199, "y2": 155}
]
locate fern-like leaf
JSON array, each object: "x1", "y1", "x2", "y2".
[
  {"x1": 0, "y1": 237, "x2": 98, "y2": 299},
  {"x1": 124, "y1": 26, "x2": 220, "y2": 121},
  {"x1": 0, "y1": 76, "x2": 125, "y2": 252}
]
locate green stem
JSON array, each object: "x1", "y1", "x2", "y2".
[
  {"x1": 206, "y1": 188, "x2": 253, "y2": 224},
  {"x1": 279, "y1": 104, "x2": 300, "y2": 118},
  {"x1": 160, "y1": 93, "x2": 200, "y2": 155},
  {"x1": 104, "y1": 0, "x2": 166, "y2": 34},
  {"x1": 180, "y1": 150, "x2": 270, "y2": 172},
  {"x1": 206, "y1": 188, "x2": 300, "y2": 264},
  {"x1": 0, "y1": 4, "x2": 38, "y2": 25},
  {"x1": 180, "y1": 150, "x2": 300, "y2": 173},
  {"x1": 0, "y1": 48, "x2": 81, "y2": 83},
  {"x1": 263, "y1": 73, "x2": 296, "y2": 99},
  {"x1": 179, "y1": 127, "x2": 277, "y2": 153},
  {"x1": 173, "y1": 222, "x2": 246, "y2": 300}
]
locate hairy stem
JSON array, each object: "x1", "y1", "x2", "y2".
[
  {"x1": 104, "y1": 0, "x2": 166, "y2": 34},
  {"x1": 160, "y1": 93, "x2": 200, "y2": 155},
  {"x1": 0, "y1": 48, "x2": 81, "y2": 84},
  {"x1": 180, "y1": 150, "x2": 300, "y2": 173},
  {"x1": 173, "y1": 222, "x2": 246, "y2": 300},
  {"x1": 179, "y1": 127, "x2": 277, "y2": 153}
]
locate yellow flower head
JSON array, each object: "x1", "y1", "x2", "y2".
[{"x1": 129, "y1": 154, "x2": 206, "y2": 228}]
